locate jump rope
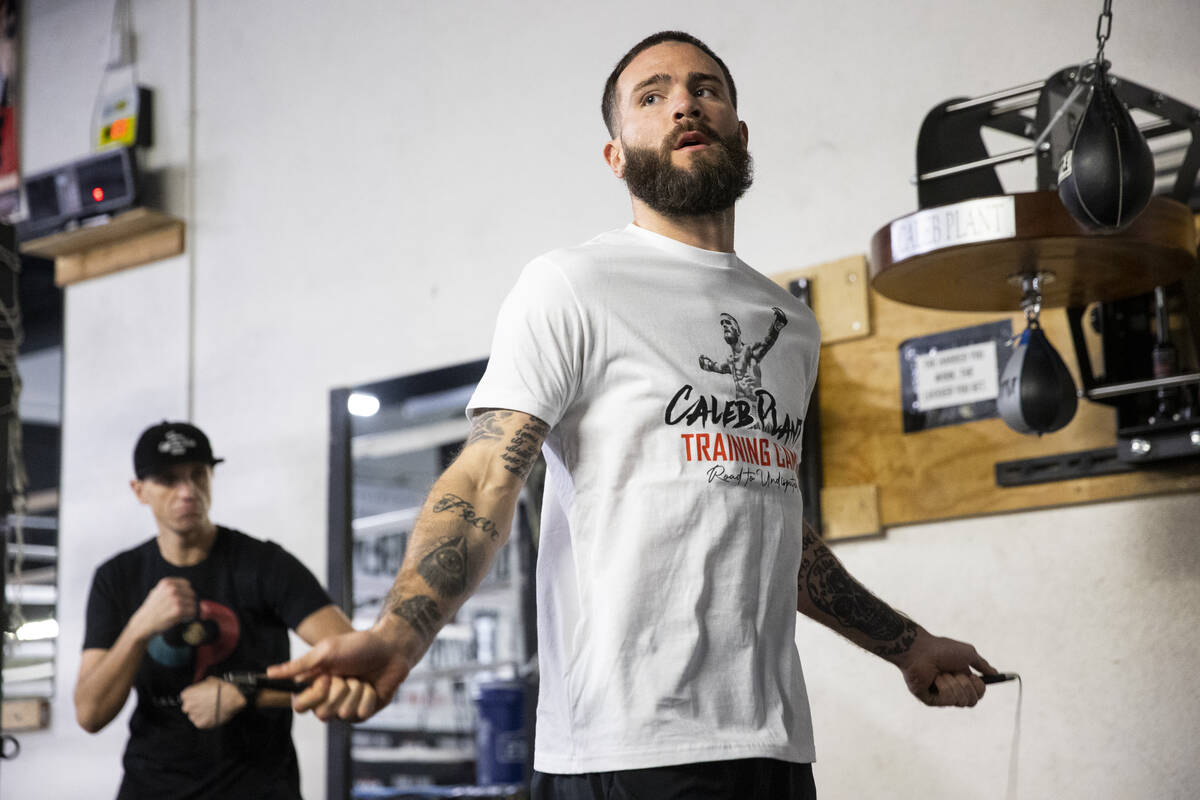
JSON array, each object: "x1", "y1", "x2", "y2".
[
  {"x1": 930, "y1": 672, "x2": 1023, "y2": 799},
  {"x1": 981, "y1": 673, "x2": 1024, "y2": 800},
  {"x1": 210, "y1": 673, "x2": 1025, "y2": 799}
]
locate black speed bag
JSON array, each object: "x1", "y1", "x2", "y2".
[
  {"x1": 998, "y1": 324, "x2": 1078, "y2": 435},
  {"x1": 1057, "y1": 65, "x2": 1155, "y2": 231}
]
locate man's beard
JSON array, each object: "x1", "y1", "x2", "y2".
[{"x1": 621, "y1": 123, "x2": 753, "y2": 217}]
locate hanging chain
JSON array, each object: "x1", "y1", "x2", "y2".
[{"x1": 1095, "y1": 0, "x2": 1114, "y2": 66}]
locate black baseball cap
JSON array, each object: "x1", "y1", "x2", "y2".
[{"x1": 133, "y1": 421, "x2": 225, "y2": 479}]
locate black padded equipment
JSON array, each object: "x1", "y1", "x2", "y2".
[
  {"x1": 998, "y1": 323, "x2": 1079, "y2": 435},
  {"x1": 1057, "y1": 63, "x2": 1155, "y2": 230}
]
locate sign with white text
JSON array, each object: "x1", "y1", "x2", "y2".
[
  {"x1": 899, "y1": 321, "x2": 1013, "y2": 433},
  {"x1": 913, "y1": 342, "x2": 1000, "y2": 411}
]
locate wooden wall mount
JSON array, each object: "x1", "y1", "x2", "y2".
[
  {"x1": 773, "y1": 254, "x2": 872, "y2": 345},
  {"x1": 20, "y1": 208, "x2": 185, "y2": 287}
]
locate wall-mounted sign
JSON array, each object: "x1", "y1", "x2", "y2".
[
  {"x1": 899, "y1": 320, "x2": 1014, "y2": 432},
  {"x1": 889, "y1": 195, "x2": 1016, "y2": 262}
]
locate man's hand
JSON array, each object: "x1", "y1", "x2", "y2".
[
  {"x1": 129, "y1": 577, "x2": 196, "y2": 641},
  {"x1": 897, "y1": 631, "x2": 996, "y2": 707},
  {"x1": 267, "y1": 629, "x2": 410, "y2": 723},
  {"x1": 180, "y1": 676, "x2": 245, "y2": 729},
  {"x1": 299, "y1": 673, "x2": 382, "y2": 723}
]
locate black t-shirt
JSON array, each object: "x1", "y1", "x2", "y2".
[{"x1": 83, "y1": 526, "x2": 333, "y2": 800}]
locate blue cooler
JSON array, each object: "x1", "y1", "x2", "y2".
[{"x1": 474, "y1": 680, "x2": 527, "y2": 785}]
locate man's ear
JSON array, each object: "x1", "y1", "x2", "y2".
[
  {"x1": 603, "y1": 138, "x2": 625, "y2": 179},
  {"x1": 130, "y1": 479, "x2": 146, "y2": 504},
  {"x1": 739, "y1": 120, "x2": 749, "y2": 146}
]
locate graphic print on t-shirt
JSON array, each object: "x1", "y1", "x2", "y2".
[
  {"x1": 665, "y1": 304, "x2": 805, "y2": 492},
  {"x1": 697, "y1": 306, "x2": 789, "y2": 402},
  {"x1": 146, "y1": 599, "x2": 240, "y2": 683}
]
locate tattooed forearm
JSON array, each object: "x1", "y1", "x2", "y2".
[
  {"x1": 418, "y1": 536, "x2": 469, "y2": 597},
  {"x1": 501, "y1": 418, "x2": 549, "y2": 478},
  {"x1": 799, "y1": 524, "x2": 917, "y2": 657},
  {"x1": 432, "y1": 493, "x2": 500, "y2": 540},
  {"x1": 392, "y1": 595, "x2": 441, "y2": 639},
  {"x1": 467, "y1": 410, "x2": 511, "y2": 446}
]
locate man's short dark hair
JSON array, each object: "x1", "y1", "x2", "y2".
[{"x1": 601, "y1": 31, "x2": 738, "y2": 138}]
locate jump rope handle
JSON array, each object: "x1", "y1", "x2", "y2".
[
  {"x1": 223, "y1": 671, "x2": 311, "y2": 693},
  {"x1": 930, "y1": 672, "x2": 1019, "y2": 694},
  {"x1": 983, "y1": 673, "x2": 1020, "y2": 685}
]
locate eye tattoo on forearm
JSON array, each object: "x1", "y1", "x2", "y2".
[
  {"x1": 433, "y1": 493, "x2": 500, "y2": 540},
  {"x1": 800, "y1": 526, "x2": 916, "y2": 656},
  {"x1": 467, "y1": 410, "x2": 511, "y2": 445},
  {"x1": 418, "y1": 536, "x2": 469, "y2": 597},
  {"x1": 501, "y1": 418, "x2": 549, "y2": 478},
  {"x1": 393, "y1": 595, "x2": 440, "y2": 639}
]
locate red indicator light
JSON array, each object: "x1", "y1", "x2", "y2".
[{"x1": 92, "y1": 187, "x2": 105, "y2": 202}]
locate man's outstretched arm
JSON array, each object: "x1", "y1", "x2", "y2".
[
  {"x1": 749, "y1": 306, "x2": 789, "y2": 361},
  {"x1": 269, "y1": 408, "x2": 547, "y2": 722},
  {"x1": 698, "y1": 354, "x2": 731, "y2": 373},
  {"x1": 796, "y1": 521, "x2": 996, "y2": 707}
]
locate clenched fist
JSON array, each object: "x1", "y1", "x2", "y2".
[
  {"x1": 130, "y1": 578, "x2": 196, "y2": 642},
  {"x1": 181, "y1": 676, "x2": 245, "y2": 729}
]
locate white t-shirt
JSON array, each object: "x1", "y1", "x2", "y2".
[{"x1": 469, "y1": 224, "x2": 822, "y2": 773}]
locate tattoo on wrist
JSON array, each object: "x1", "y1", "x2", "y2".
[
  {"x1": 800, "y1": 525, "x2": 917, "y2": 657},
  {"x1": 871, "y1": 618, "x2": 918, "y2": 657},
  {"x1": 467, "y1": 410, "x2": 510, "y2": 445},
  {"x1": 393, "y1": 595, "x2": 440, "y2": 639},
  {"x1": 418, "y1": 536, "x2": 469, "y2": 597},
  {"x1": 501, "y1": 418, "x2": 548, "y2": 478},
  {"x1": 433, "y1": 493, "x2": 500, "y2": 540}
]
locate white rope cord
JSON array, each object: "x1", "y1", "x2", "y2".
[{"x1": 1004, "y1": 674, "x2": 1024, "y2": 800}]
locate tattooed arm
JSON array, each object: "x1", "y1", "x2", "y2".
[
  {"x1": 380, "y1": 407, "x2": 544, "y2": 653},
  {"x1": 797, "y1": 521, "x2": 997, "y2": 707},
  {"x1": 268, "y1": 408, "x2": 549, "y2": 722}
]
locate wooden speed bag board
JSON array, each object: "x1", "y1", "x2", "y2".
[
  {"x1": 776, "y1": 195, "x2": 1200, "y2": 535},
  {"x1": 868, "y1": 192, "x2": 1197, "y2": 313}
]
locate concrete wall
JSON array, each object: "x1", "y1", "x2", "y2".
[{"x1": 7, "y1": 0, "x2": 1200, "y2": 797}]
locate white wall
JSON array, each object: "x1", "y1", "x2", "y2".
[{"x1": 8, "y1": 0, "x2": 1200, "y2": 798}]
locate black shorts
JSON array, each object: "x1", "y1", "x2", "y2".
[{"x1": 531, "y1": 758, "x2": 817, "y2": 800}]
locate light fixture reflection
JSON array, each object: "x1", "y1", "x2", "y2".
[
  {"x1": 16, "y1": 618, "x2": 59, "y2": 641},
  {"x1": 347, "y1": 392, "x2": 381, "y2": 417}
]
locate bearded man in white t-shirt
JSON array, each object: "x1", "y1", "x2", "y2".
[{"x1": 272, "y1": 30, "x2": 999, "y2": 800}]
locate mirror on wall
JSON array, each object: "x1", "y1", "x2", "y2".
[{"x1": 328, "y1": 360, "x2": 539, "y2": 799}]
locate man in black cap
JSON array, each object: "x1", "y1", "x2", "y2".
[{"x1": 75, "y1": 421, "x2": 373, "y2": 799}]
